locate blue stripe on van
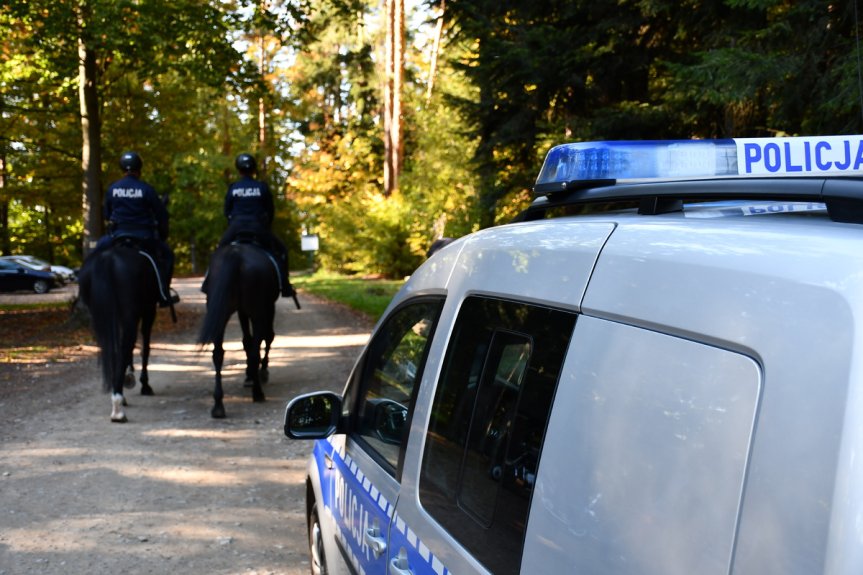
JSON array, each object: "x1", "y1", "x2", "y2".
[{"x1": 323, "y1": 436, "x2": 453, "y2": 575}]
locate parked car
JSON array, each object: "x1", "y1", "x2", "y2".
[
  {"x1": 0, "y1": 255, "x2": 76, "y2": 284},
  {"x1": 0, "y1": 259, "x2": 56, "y2": 293},
  {"x1": 285, "y1": 134, "x2": 863, "y2": 575}
]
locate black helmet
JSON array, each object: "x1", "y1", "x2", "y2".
[
  {"x1": 235, "y1": 153, "x2": 256, "y2": 174},
  {"x1": 119, "y1": 151, "x2": 143, "y2": 173}
]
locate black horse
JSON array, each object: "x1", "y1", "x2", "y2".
[
  {"x1": 197, "y1": 242, "x2": 279, "y2": 418},
  {"x1": 77, "y1": 239, "x2": 163, "y2": 422}
]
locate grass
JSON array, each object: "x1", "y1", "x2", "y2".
[{"x1": 292, "y1": 270, "x2": 405, "y2": 321}]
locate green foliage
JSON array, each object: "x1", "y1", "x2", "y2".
[
  {"x1": 3, "y1": 0, "x2": 863, "y2": 276},
  {"x1": 293, "y1": 269, "x2": 405, "y2": 321},
  {"x1": 652, "y1": 0, "x2": 861, "y2": 137},
  {"x1": 443, "y1": 0, "x2": 863, "y2": 226},
  {"x1": 399, "y1": 39, "x2": 483, "y2": 242},
  {"x1": 286, "y1": 0, "x2": 483, "y2": 277},
  {"x1": 319, "y1": 189, "x2": 420, "y2": 278},
  {"x1": 285, "y1": 0, "x2": 395, "y2": 274}
]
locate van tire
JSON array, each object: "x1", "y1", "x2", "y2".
[{"x1": 309, "y1": 502, "x2": 328, "y2": 575}]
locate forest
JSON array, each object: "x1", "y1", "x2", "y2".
[{"x1": 2, "y1": 0, "x2": 862, "y2": 278}]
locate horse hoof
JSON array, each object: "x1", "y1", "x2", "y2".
[
  {"x1": 211, "y1": 406, "x2": 226, "y2": 419},
  {"x1": 111, "y1": 415, "x2": 128, "y2": 423},
  {"x1": 124, "y1": 373, "x2": 136, "y2": 389},
  {"x1": 260, "y1": 370, "x2": 269, "y2": 384},
  {"x1": 141, "y1": 385, "x2": 154, "y2": 396},
  {"x1": 253, "y1": 393, "x2": 266, "y2": 403}
]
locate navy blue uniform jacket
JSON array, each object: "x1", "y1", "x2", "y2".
[
  {"x1": 105, "y1": 174, "x2": 168, "y2": 239},
  {"x1": 224, "y1": 175, "x2": 274, "y2": 226}
]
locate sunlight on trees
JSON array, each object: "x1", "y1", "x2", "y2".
[{"x1": 2, "y1": 0, "x2": 861, "y2": 276}]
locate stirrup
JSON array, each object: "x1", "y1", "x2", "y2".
[{"x1": 160, "y1": 288, "x2": 180, "y2": 308}]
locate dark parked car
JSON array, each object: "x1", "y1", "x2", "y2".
[
  {"x1": 0, "y1": 259, "x2": 56, "y2": 293},
  {"x1": 0, "y1": 255, "x2": 76, "y2": 284}
]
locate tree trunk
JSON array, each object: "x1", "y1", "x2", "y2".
[
  {"x1": 384, "y1": 0, "x2": 394, "y2": 195},
  {"x1": 384, "y1": 0, "x2": 404, "y2": 196},
  {"x1": 258, "y1": 29, "x2": 268, "y2": 178},
  {"x1": 78, "y1": 3, "x2": 102, "y2": 257},
  {"x1": 394, "y1": 0, "x2": 403, "y2": 187},
  {"x1": 426, "y1": 0, "x2": 445, "y2": 103},
  {"x1": 0, "y1": 154, "x2": 8, "y2": 256},
  {"x1": 257, "y1": 0, "x2": 271, "y2": 178}
]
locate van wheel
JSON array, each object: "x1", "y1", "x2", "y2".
[
  {"x1": 309, "y1": 502, "x2": 328, "y2": 575},
  {"x1": 33, "y1": 280, "x2": 49, "y2": 294}
]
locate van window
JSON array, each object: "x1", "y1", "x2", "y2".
[
  {"x1": 352, "y1": 298, "x2": 443, "y2": 475},
  {"x1": 419, "y1": 296, "x2": 577, "y2": 575}
]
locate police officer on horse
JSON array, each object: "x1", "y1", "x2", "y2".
[
  {"x1": 96, "y1": 151, "x2": 179, "y2": 307},
  {"x1": 206, "y1": 153, "x2": 293, "y2": 298}
]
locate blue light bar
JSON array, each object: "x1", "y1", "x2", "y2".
[{"x1": 535, "y1": 135, "x2": 863, "y2": 195}]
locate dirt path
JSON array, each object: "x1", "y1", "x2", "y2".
[{"x1": 0, "y1": 277, "x2": 374, "y2": 575}]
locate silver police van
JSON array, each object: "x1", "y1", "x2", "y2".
[{"x1": 284, "y1": 135, "x2": 863, "y2": 575}]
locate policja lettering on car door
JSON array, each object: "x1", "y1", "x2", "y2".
[{"x1": 327, "y1": 438, "x2": 395, "y2": 573}]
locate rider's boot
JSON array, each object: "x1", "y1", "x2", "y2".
[
  {"x1": 160, "y1": 286, "x2": 180, "y2": 308},
  {"x1": 279, "y1": 259, "x2": 294, "y2": 298},
  {"x1": 159, "y1": 264, "x2": 180, "y2": 308}
]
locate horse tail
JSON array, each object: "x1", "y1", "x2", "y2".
[
  {"x1": 82, "y1": 253, "x2": 123, "y2": 393},
  {"x1": 198, "y1": 248, "x2": 239, "y2": 346}
]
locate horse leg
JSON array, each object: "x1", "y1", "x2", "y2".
[
  {"x1": 247, "y1": 336, "x2": 265, "y2": 403},
  {"x1": 111, "y1": 356, "x2": 129, "y2": 423},
  {"x1": 122, "y1": 363, "x2": 135, "y2": 389},
  {"x1": 111, "y1": 392, "x2": 127, "y2": 422},
  {"x1": 239, "y1": 312, "x2": 265, "y2": 402},
  {"x1": 259, "y1": 333, "x2": 272, "y2": 384},
  {"x1": 111, "y1": 323, "x2": 138, "y2": 422},
  {"x1": 121, "y1": 364, "x2": 132, "y2": 406},
  {"x1": 211, "y1": 338, "x2": 226, "y2": 419},
  {"x1": 122, "y1": 331, "x2": 135, "y2": 393},
  {"x1": 240, "y1": 313, "x2": 255, "y2": 387},
  {"x1": 139, "y1": 307, "x2": 156, "y2": 396},
  {"x1": 243, "y1": 315, "x2": 267, "y2": 402}
]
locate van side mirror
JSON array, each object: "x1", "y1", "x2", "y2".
[{"x1": 284, "y1": 391, "x2": 342, "y2": 439}]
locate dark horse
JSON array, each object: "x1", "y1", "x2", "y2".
[
  {"x1": 77, "y1": 239, "x2": 163, "y2": 422},
  {"x1": 197, "y1": 243, "x2": 278, "y2": 418}
]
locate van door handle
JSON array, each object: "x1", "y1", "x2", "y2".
[
  {"x1": 365, "y1": 526, "x2": 386, "y2": 558},
  {"x1": 389, "y1": 547, "x2": 413, "y2": 575}
]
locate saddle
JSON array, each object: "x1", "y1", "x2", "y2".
[
  {"x1": 110, "y1": 235, "x2": 167, "y2": 298},
  {"x1": 111, "y1": 234, "x2": 147, "y2": 251},
  {"x1": 224, "y1": 235, "x2": 283, "y2": 293},
  {"x1": 228, "y1": 230, "x2": 266, "y2": 248},
  {"x1": 112, "y1": 236, "x2": 158, "y2": 270},
  {"x1": 108, "y1": 232, "x2": 179, "y2": 314}
]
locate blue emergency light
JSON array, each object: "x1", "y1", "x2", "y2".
[{"x1": 534, "y1": 135, "x2": 863, "y2": 195}]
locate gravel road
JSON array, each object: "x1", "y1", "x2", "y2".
[{"x1": 0, "y1": 277, "x2": 374, "y2": 575}]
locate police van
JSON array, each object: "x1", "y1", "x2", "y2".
[{"x1": 284, "y1": 135, "x2": 863, "y2": 575}]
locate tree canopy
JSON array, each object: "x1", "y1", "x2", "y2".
[{"x1": 1, "y1": 0, "x2": 860, "y2": 276}]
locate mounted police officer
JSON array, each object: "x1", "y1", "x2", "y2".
[
  {"x1": 97, "y1": 151, "x2": 179, "y2": 307},
  {"x1": 206, "y1": 153, "x2": 293, "y2": 298}
]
